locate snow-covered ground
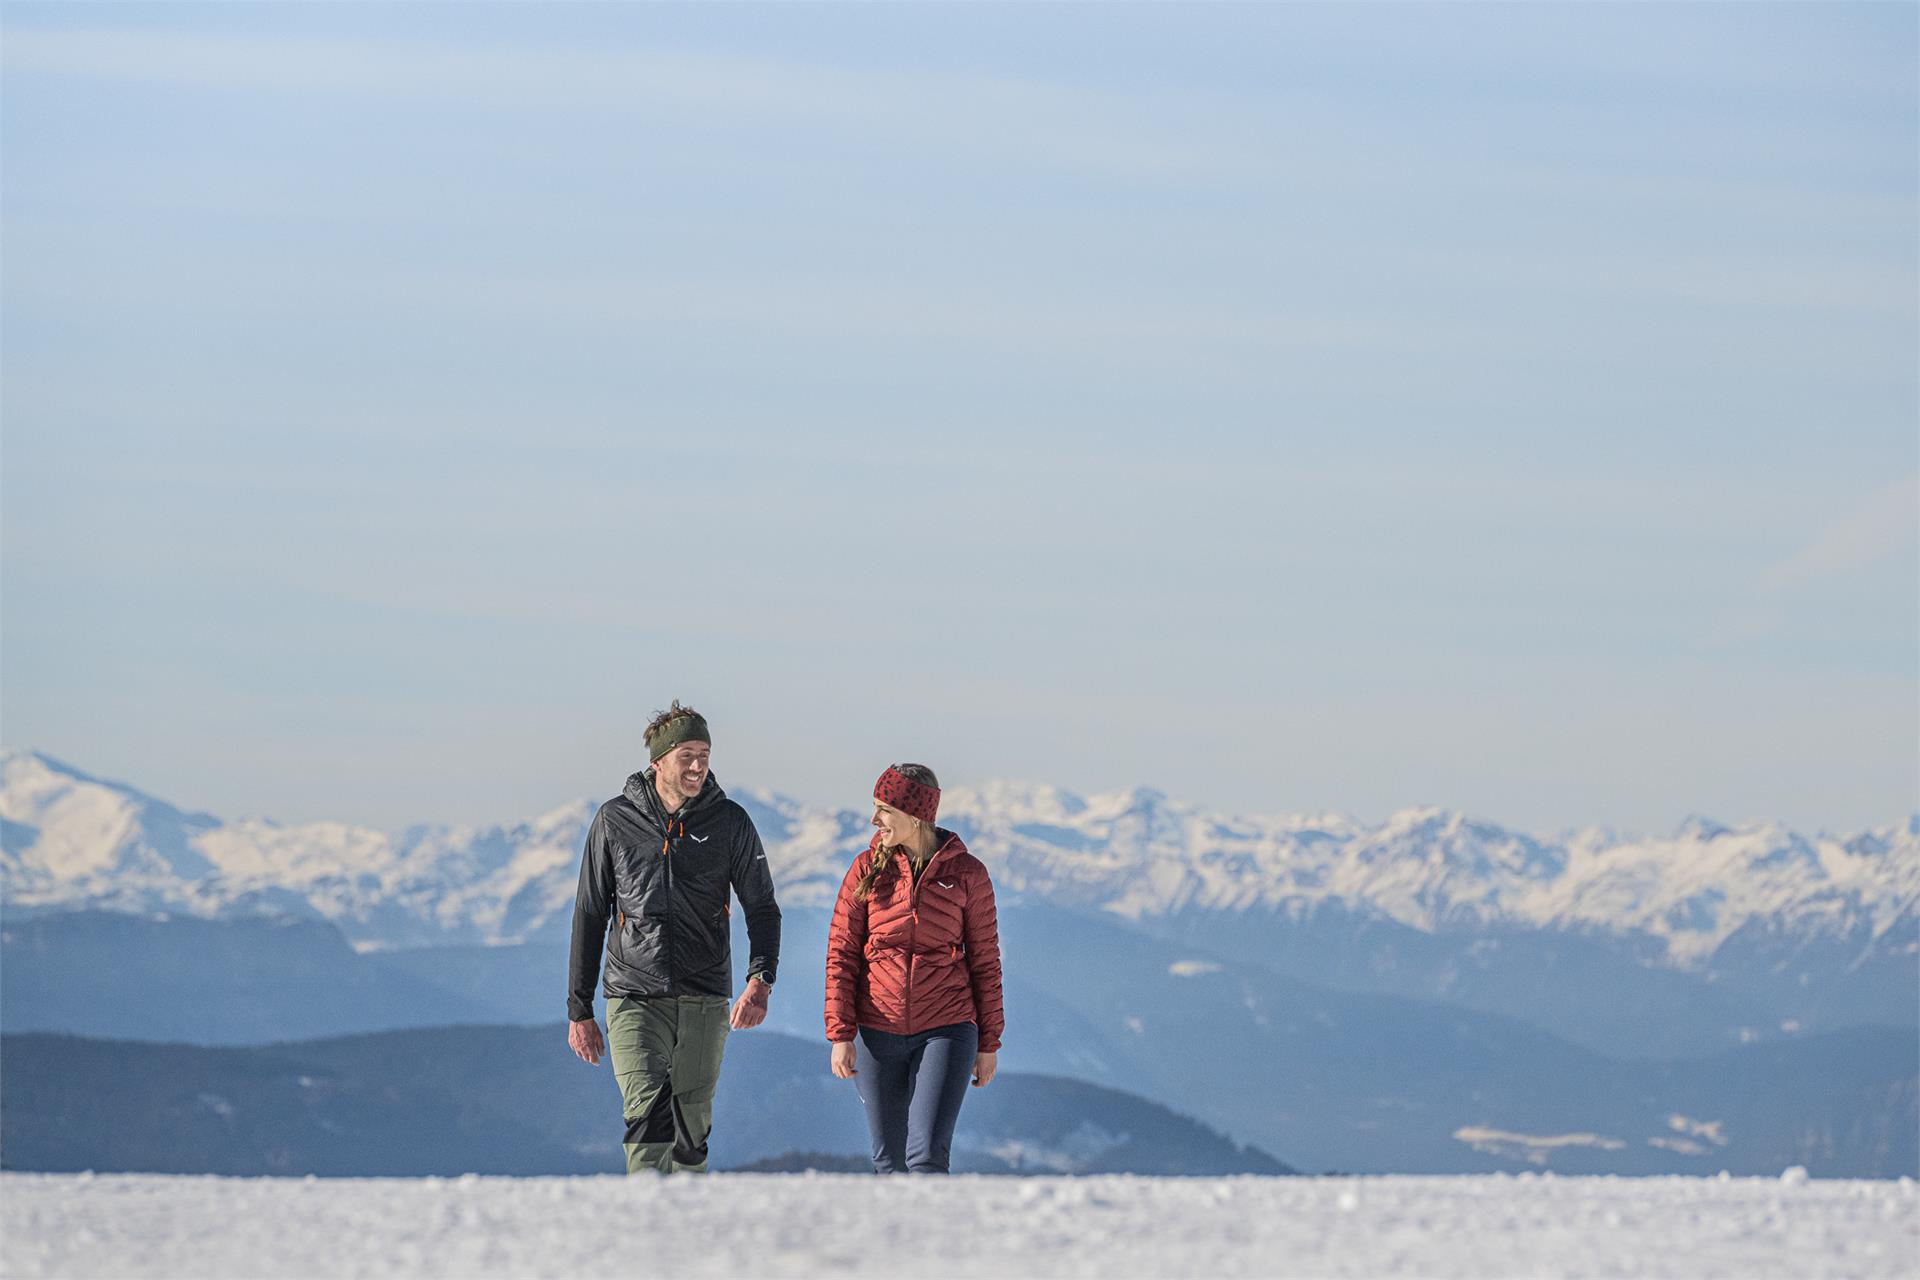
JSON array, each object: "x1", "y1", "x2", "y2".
[{"x1": 3, "y1": 1171, "x2": 1914, "y2": 1279}]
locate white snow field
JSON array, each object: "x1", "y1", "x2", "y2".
[{"x1": 3, "y1": 1171, "x2": 1914, "y2": 1279}]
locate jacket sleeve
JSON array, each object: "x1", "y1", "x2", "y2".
[
  {"x1": 729, "y1": 813, "x2": 782, "y2": 987},
  {"x1": 963, "y1": 862, "x2": 1005, "y2": 1053},
  {"x1": 824, "y1": 855, "x2": 870, "y2": 1044},
  {"x1": 566, "y1": 808, "x2": 613, "y2": 1024}
]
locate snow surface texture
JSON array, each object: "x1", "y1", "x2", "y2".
[
  {"x1": 3, "y1": 1171, "x2": 1914, "y2": 1280},
  {"x1": 4, "y1": 749, "x2": 1914, "y2": 968}
]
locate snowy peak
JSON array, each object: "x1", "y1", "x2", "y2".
[
  {"x1": 2, "y1": 750, "x2": 221, "y2": 890},
  {"x1": 2, "y1": 750, "x2": 217, "y2": 826},
  {"x1": 1327, "y1": 807, "x2": 1569, "y2": 929},
  {"x1": 1674, "y1": 814, "x2": 1732, "y2": 842},
  {"x1": 0, "y1": 749, "x2": 590, "y2": 949},
  {"x1": 941, "y1": 779, "x2": 1092, "y2": 823}
]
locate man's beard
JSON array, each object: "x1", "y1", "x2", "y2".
[{"x1": 661, "y1": 774, "x2": 704, "y2": 805}]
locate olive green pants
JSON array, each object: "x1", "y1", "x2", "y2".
[{"x1": 605, "y1": 995, "x2": 731, "y2": 1174}]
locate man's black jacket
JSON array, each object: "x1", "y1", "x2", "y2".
[{"x1": 567, "y1": 768, "x2": 781, "y2": 1023}]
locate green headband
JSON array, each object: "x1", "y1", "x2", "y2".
[{"x1": 647, "y1": 712, "x2": 711, "y2": 762}]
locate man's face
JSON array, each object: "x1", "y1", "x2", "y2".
[{"x1": 656, "y1": 741, "x2": 710, "y2": 799}]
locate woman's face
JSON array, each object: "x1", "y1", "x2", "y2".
[{"x1": 872, "y1": 801, "x2": 919, "y2": 848}]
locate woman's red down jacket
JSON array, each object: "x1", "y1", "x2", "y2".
[{"x1": 824, "y1": 829, "x2": 1004, "y2": 1053}]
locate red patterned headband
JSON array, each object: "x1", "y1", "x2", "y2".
[{"x1": 874, "y1": 766, "x2": 940, "y2": 824}]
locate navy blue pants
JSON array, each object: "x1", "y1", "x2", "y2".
[{"x1": 854, "y1": 1022, "x2": 978, "y2": 1174}]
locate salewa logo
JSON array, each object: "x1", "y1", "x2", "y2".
[
  {"x1": 689, "y1": 834, "x2": 710, "y2": 843},
  {"x1": 937, "y1": 879, "x2": 955, "y2": 889}
]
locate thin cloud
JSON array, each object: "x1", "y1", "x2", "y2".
[
  {"x1": 0, "y1": 26, "x2": 1265, "y2": 184},
  {"x1": 1758, "y1": 471, "x2": 1919, "y2": 594},
  {"x1": 1697, "y1": 471, "x2": 1919, "y2": 650}
]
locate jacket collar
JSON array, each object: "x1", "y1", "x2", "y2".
[
  {"x1": 877, "y1": 827, "x2": 967, "y2": 871},
  {"x1": 624, "y1": 766, "x2": 726, "y2": 828}
]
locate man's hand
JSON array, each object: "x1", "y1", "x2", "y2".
[
  {"x1": 971, "y1": 1051, "x2": 997, "y2": 1088},
  {"x1": 568, "y1": 1018, "x2": 605, "y2": 1066},
  {"x1": 729, "y1": 976, "x2": 772, "y2": 1030},
  {"x1": 830, "y1": 1040, "x2": 857, "y2": 1079}
]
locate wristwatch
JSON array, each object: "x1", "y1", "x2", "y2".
[{"x1": 750, "y1": 972, "x2": 774, "y2": 988}]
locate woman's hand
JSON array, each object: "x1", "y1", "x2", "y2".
[
  {"x1": 971, "y1": 1051, "x2": 997, "y2": 1088},
  {"x1": 830, "y1": 1040, "x2": 858, "y2": 1079}
]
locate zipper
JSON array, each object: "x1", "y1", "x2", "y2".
[
  {"x1": 902, "y1": 848, "x2": 916, "y2": 1033},
  {"x1": 660, "y1": 815, "x2": 685, "y2": 995},
  {"x1": 902, "y1": 840, "x2": 949, "y2": 1033},
  {"x1": 908, "y1": 842, "x2": 950, "y2": 911}
]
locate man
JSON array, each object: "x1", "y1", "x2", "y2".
[{"x1": 567, "y1": 700, "x2": 781, "y2": 1174}]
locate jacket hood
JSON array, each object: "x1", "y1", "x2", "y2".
[{"x1": 624, "y1": 766, "x2": 728, "y2": 826}]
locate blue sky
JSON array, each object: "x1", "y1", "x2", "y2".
[{"x1": 3, "y1": 3, "x2": 1914, "y2": 835}]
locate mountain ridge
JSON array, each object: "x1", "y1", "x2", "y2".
[
  {"x1": 4, "y1": 748, "x2": 1912, "y2": 973},
  {"x1": 0, "y1": 1025, "x2": 1294, "y2": 1177}
]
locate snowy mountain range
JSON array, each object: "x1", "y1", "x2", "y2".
[{"x1": 4, "y1": 748, "x2": 1914, "y2": 970}]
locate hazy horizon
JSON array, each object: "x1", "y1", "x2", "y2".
[{"x1": 4, "y1": 742, "x2": 1913, "y2": 847}]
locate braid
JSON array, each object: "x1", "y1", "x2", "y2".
[{"x1": 852, "y1": 852, "x2": 895, "y2": 903}]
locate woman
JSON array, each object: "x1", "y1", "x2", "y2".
[{"x1": 825, "y1": 763, "x2": 1005, "y2": 1174}]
